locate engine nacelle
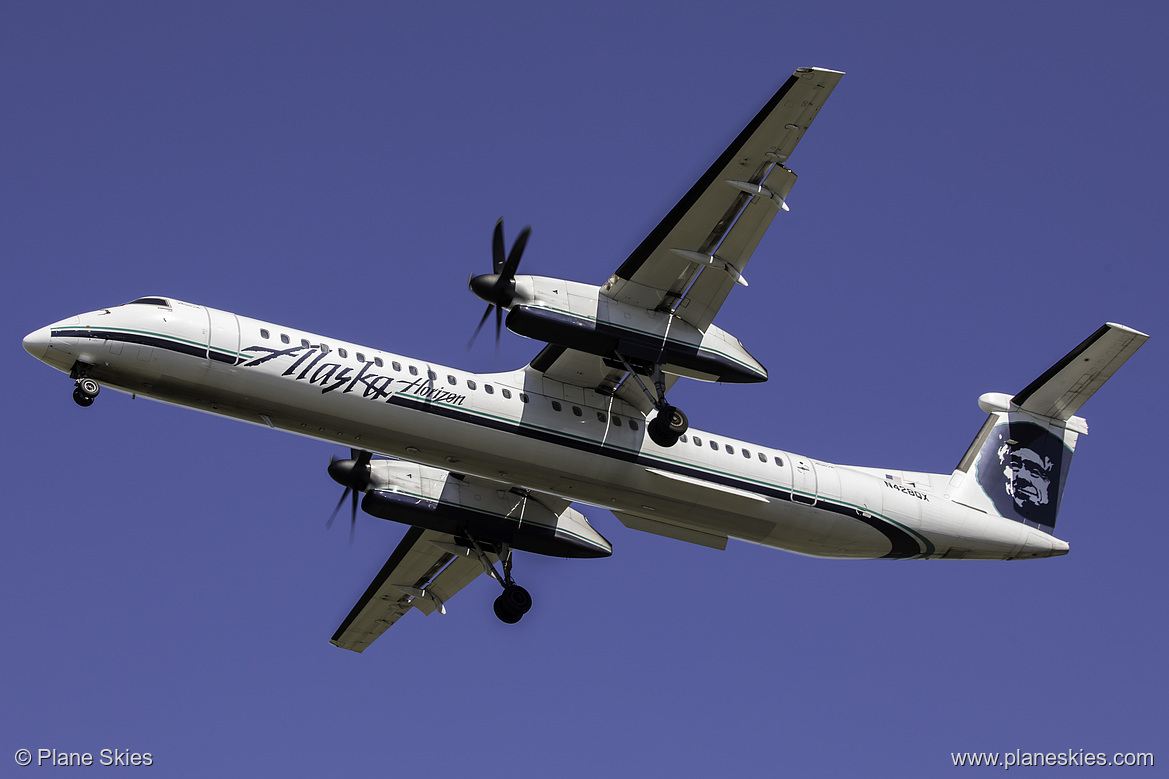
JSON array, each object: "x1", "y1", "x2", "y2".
[
  {"x1": 506, "y1": 276, "x2": 766, "y2": 384},
  {"x1": 360, "y1": 460, "x2": 612, "y2": 559}
]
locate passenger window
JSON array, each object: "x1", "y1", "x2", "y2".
[
  {"x1": 320, "y1": 343, "x2": 330, "y2": 354},
  {"x1": 678, "y1": 434, "x2": 687, "y2": 444},
  {"x1": 725, "y1": 444, "x2": 735, "y2": 455},
  {"x1": 774, "y1": 456, "x2": 785, "y2": 467},
  {"x1": 374, "y1": 357, "x2": 384, "y2": 368},
  {"x1": 409, "y1": 366, "x2": 418, "y2": 376},
  {"x1": 467, "y1": 379, "x2": 477, "y2": 390},
  {"x1": 758, "y1": 452, "x2": 768, "y2": 463},
  {"x1": 392, "y1": 361, "x2": 401, "y2": 371},
  {"x1": 629, "y1": 420, "x2": 638, "y2": 431},
  {"x1": 427, "y1": 370, "x2": 436, "y2": 380},
  {"x1": 356, "y1": 352, "x2": 365, "y2": 362},
  {"x1": 597, "y1": 412, "x2": 606, "y2": 423},
  {"x1": 710, "y1": 440, "x2": 719, "y2": 450},
  {"x1": 447, "y1": 375, "x2": 457, "y2": 385},
  {"x1": 301, "y1": 338, "x2": 309, "y2": 348},
  {"x1": 338, "y1": 348, "x2": 348, "y2": 358},
  {"x1": 693, "y1": 436, "x2": 702, "y2": 446},
  {"x1": 260, "y1": 329, "x2": 269, "y2": 339},
  {"x1": 485, "y1": 385, "x2": 494, "y2": 395},
  {"x1": 572, "y1": 406, "x2": 582, "y2": 417},
  {"x1": 611, "y1": 416, "x2": 621, "y2": 427},
  {"x1": 502, "y1": 388, "x2": 511, "y2": 399},
  {"x1": 742, "y1": 448, "x2": 752, "y2": 459},
  {"x1": 551, "y1": 401, "x2": 562, "y2": 412},
  {"x1": 280, "y1": 334, "x2": 290, "y2": 344}
]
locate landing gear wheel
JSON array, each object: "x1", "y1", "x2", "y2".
[
  {"x1": 648, "y1": 405, "x2": 688, "y2": 447},
  {"x1": 493, "y1": 585, "x2": 532, "y2": 624},
  {"x1": 73, "y1": 377, "x2": 100, "y2": 407},
  {"x1": 72, "y1": 387, "x2": 94, "y2": 407}
]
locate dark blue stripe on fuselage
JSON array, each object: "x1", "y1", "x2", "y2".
[
  {"x1": 68, "y1": 327, "x2": 924, "y2": 558},
  {"x1": 53, "y1": 329, "x2": 237, "y2": 364},
  {"x1": 384, "y1": 394, "x2": 924, "y2": 559}
]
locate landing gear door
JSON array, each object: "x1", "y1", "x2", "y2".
[{"x1": 205, "y1": 307, "x2": 240, "y2": 366}]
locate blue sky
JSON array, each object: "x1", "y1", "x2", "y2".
[{"x1": 3, "y1": 2, "x2": 1166, "y2": 776}]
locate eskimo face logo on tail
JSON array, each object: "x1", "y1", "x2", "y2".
[{"x1": 973, "y1": 421, "x2": 1071, "y2": 533}]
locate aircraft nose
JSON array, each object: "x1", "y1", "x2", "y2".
[{"x1": 22, "y1": 326, "x2": 52, "y2": 360}]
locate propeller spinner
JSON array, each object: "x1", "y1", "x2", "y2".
[{"x1": 467, "y1": 218, "x2": 531, "y2": 350}]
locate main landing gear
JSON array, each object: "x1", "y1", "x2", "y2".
[
  {"x1": 491, "y1": 549, "x2": 532, "y2": 624},
  {"x1": 465, "y1": 537, "x2": 533, "y2": 624},
  {"x1": 613, "y1": 353, "x2": 689, "y2": 447},
  {"x1": 72, "y1": 377, "x2": 100, "y2": 407},
  {"x1": 648, "y1": 404, "x2": 689, "y2": 449}
]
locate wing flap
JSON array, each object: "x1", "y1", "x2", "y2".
[
  {"x1": 612, "y1": 510, "x2": 728, "y2": 550},
  {"x1": 605, "y1": 67, "x2": 843, "y2": 330},
  {"x1": 527, "y1": 68, "x2": 842, "y2": 395},
  {"x1": 330, "y1": 528, "x2": 495, "y2": 653}
]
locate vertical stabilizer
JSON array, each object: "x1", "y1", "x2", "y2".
[{"x1": 949, "y1": 323, "x2": 1148, "y2": 534}]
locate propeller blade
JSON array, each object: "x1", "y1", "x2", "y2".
[
  {"x1": 492, "y1": 218, "x2": 506, "y2": 274},
  {"x1": 467, "y1": 304, "x2": 493, "y2": 350},
  {"x1": 469, "y1": 219, "x2": 532, "y2": 353},
  {"x1": 349, "y1": 488, "x2": 358, "y2": 545},
  {"x1": 326, "y1": 448, "x2": 373, "y2": 542},
  {"x1": 499, "y1": 225, "x2": 531, "y2": 284},
  {"x1": 326, "y1": 488, "x2": 351, "y2": 529}
]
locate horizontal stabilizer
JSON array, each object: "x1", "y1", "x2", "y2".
[{"x1": 1011, "y1": 323, "x2": 1148, "y2": 421}]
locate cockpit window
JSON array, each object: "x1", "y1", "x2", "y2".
[{"x1": 125, "y1": 297, "x2": 171, "y2": 308}]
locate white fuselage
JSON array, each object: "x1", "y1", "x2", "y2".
[{"x1": 24, "y1": 298, "x2": 1069, "y2": 561}]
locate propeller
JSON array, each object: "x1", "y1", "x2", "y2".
[
  {"x1": 467, "y1": 218, "x2": 531, "y2": 350},
  {"x1": 326, "y1": 448, "x2": 372, "y2": 544}
]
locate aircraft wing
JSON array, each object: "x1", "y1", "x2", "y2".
[
  {"x1": 330, "y1": 527, "x2": 497, "y2": 652},
  {"x1": 530, "y1": 67, "x2": 843, "y2": 405}
]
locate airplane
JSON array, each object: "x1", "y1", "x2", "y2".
[{"x1": 23, "y1": 67, "x2": 1148, "y2": 653}]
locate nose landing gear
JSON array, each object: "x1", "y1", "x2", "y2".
[{"x1": 72, "y1": 377, "x2": 100, "y2": 407}]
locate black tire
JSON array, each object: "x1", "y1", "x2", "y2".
[
  {"x1": 647, "y1": 417, "x2": 678, "y2": 447},
  {"x1": 648, "y1": 405, "x2": 687, "y2": 447},
  {"x1": 493, "y1": 594, "x2": 523, "y2": 624},
  {"x1": 500, "y1": 584, "x2": 532, "y2": 615},
  {"x1": 78, "y1": 378, "x2": 100, "y2": 397},
  {"x1": 73, "y1": 388, "x2": 94, "y2": 407},
  {"x1": 663, "y1": 406, "x2": 688, "y2": 435}
]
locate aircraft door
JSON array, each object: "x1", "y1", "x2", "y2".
[
  {"x1": 205, "y1": 307, "x2": 240, "y2": 366},
  {"x1": 792, "y1": 457, "x2": 817, "y2": 505}
]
